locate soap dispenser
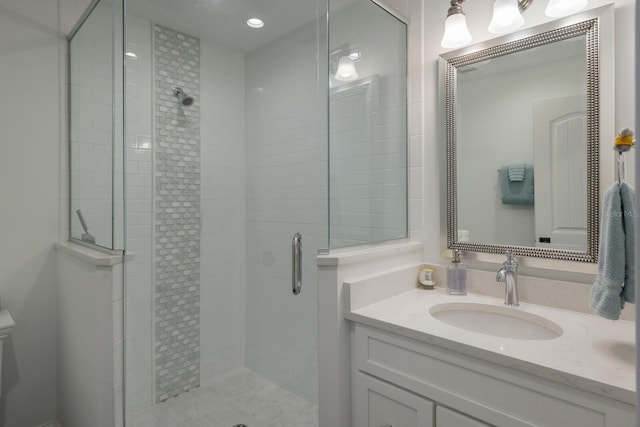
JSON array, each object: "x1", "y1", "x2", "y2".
[{"x1": 447, "y1": 249, "x2": 467, "y2": 295}]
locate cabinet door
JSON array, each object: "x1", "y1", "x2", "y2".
[
  {"x1": 436, "y1": 406, "x2": 491, "y2": 427},
  {"x1": 354, "y1": 372, "x2": 434, "y2": 427}
]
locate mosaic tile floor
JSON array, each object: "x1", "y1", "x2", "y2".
[{"x1": 128, "y1": 368, "x2": 318, "y2": 427}]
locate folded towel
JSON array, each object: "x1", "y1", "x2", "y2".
[
  {"x1": 508, "y1": 164, "x2": 526, "y2": 182},
  {"x1": 499, "y1": 164, "x2": 534, "y2": 205},
  {"x1": 590, "y1": 183, "x2": 636, "y2": 320}
]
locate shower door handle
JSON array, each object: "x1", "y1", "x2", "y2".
[{"x1": 292, "y1": 233, "x2": 302, "y2": 295}]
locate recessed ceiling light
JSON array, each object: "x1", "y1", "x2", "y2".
[{"x1": 247, "y1": 18, "x2": 264, "y2": 29}]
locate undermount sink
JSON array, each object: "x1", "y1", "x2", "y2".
[{"x1": 429, "y1": 302, "x2": 562, "y2": 340}]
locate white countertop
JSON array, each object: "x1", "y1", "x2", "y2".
[
  {"x1": 54, "y1": 241, "x2": 133, "y2": 266},
  {"x1": 346, "y1": 287, "x2": 636, "y2": 405}
]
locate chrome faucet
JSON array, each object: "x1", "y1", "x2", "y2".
[{"x1": 496, "y1": 251, "x2": 519, "y2": 306}]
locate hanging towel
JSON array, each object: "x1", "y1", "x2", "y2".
[
  {"x1": 620, "y1": 183, "x2": 635, "y2": 304},
  {"x1": 508, "y1": 164, "x2": 526, "y2": 182},
  {"x1": 590, "y1": 183, "x2": 636, "y2": 320},
  {"x1": 499, "y1": 164, "x2": 534, "y2": 205}
]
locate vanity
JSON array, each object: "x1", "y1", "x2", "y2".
[
  {"x1": 335, "y1": 5, "x2": 631, "y2": 424},
  {"x1": 324, "y1": 3, "x2": 634, "y2": 426},
  {"x1": 345, "y1": 269, "x2": 635, "y2": 427}
]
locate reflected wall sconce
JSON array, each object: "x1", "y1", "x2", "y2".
[
  {"x1": 440, "y1": 0, "x2": 588, "y2": 48},
  {"x1": 331, "y1": 44, "x2": 361, "y2": 82}
]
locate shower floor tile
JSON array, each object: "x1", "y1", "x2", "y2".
[{"x1": 128, "y1": 368, "x2": 318, "y2": 427}]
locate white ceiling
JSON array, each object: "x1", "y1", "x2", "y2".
[{"x1": 127, "y1": 0, "x2": 354, "y2": 53}]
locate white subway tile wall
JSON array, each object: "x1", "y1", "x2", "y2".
[{"x1": 199, "y1": 40, "x2": 247, "y2": 383}]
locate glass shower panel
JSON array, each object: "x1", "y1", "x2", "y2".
[
  {"x1": 123, "y1": 0, "x2": 327, "y2": 425},
  {"x1": 69, "y1": 0, "x2": 124, "y2": 251},
  {"x1": 329, "y1": 0, "x2": 408, "y2": 249}
]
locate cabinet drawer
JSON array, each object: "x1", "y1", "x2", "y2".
[
  {"x1": 354, "y1": 372, "x2": 434, "y2": 427},
  {"x1": 354, "y1": 324, "x2": 633, "y2": 427},
  {"x1": 436, "y1": 406, "x2": 491, "y2": 427}
]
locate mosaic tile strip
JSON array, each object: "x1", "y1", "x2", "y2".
[{"x1": 153, "y1": 24, "x2": 201, "y2": 403}]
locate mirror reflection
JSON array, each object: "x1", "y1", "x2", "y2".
[{"x1": 457, "y1": 36, "x2": 587, "y2": 250}]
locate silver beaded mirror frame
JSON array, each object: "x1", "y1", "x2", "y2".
[{"x1": 440, "y1": 7, "x2": 609, "y2": 263}]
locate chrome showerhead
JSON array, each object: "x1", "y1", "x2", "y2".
[{"x1": 173, "y1": 87, "x2": 194, "y2": 106}]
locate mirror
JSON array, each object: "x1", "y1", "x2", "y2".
[{"x1": 441, "y1": 10, "x2": 605, "y2": 263}]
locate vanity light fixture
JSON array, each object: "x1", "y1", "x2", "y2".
[{"x1": 441, "y1": 0, "x2": 588, "y2": 48}]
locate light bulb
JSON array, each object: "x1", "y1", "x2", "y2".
[
  {"x1": 488, "y1": 0, "x2": 524, "y2": 34},
  {"x1": 441, "y1": 13, "x2": 472, "y2": 49},
  {"x1": 246, "y1": 18, "x2": 264, "y2": 28},
  {"x1": 545, "y1": 0, "x2": 587, "y2": 17},
  {"x1": 334, "y1": 56, "x2": 359, "y2": 81}
]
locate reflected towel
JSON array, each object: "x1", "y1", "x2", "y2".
[
  {"x1": 499, "y1": 164, "x2": 534, "y2": 205},
  {"x1": 590, "y1": 183, "x2": 636, "y2": 320},
  {"x1": 508, "y1": 164, "x2": 526, "y2": 182}
]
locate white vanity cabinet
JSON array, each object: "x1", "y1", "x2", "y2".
[
  {"x1": 352, "y1": 324, "x2": 635, "y2": 427},
  {"x1": 354, "y1": 371, "x2": 434, "y2": 427},
  {"x1": 354, "y1": 370, "x2": 491, "y2": 427}
]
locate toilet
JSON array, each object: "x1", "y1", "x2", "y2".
[{"x1": 0, "y1": 310, "x2": 14, "y2": 398}]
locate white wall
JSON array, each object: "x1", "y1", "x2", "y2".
[
  {"x1": 423, "y1": 0, "x2": 636, "y2": 274},
  {"x1": 0, "y1": 0, "x2": 64, "y2": 425},
  {"x1": 56, "y1": 249, "x2": 122, "y2": 427}
]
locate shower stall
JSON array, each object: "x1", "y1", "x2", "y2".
[{"x1": 67, "y1": 0, "x2": 407, "y2": 425}]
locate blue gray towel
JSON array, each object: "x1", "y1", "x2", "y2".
[
  {"x1": 499, "y1": 164, "x2": 534, "y2": 205},
  {"x1": 590, "y1": 183, "x2": 636, "y2": 320},
  {"x1": 620, "y1": 183, "x2": 635, "y2": 304}
]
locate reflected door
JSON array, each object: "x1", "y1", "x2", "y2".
[{"x1": 533, "y1": 95, "x2": 587, "y2": 250}]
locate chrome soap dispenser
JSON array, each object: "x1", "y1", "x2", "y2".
[{"x1": 447, "y1": 249, "x2": 467, "y2": 295}]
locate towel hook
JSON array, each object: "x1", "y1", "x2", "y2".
[{"x1": 613, "y1": 128, "x2": 635, "y2": 184}]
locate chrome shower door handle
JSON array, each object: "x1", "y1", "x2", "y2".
[{"x1": 292, "y1": 233, "x2": 302, "y2": 295}]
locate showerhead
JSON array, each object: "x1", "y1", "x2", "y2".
[{"x1": 173, "y1": 87, "x2": 194, "y2": 106}]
